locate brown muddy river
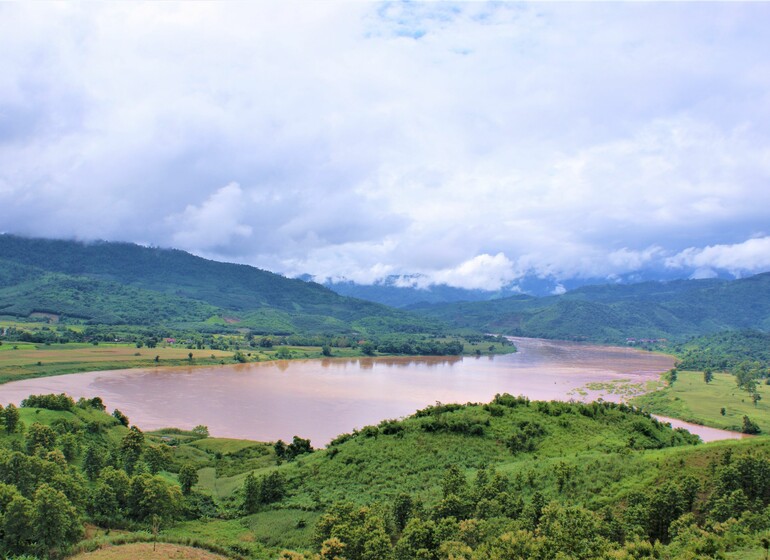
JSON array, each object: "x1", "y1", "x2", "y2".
[{"x1": 0, "y1": 337, "x2": 743, "y2": 444}]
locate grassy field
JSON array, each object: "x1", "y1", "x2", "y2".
[
  {"x1": 0, "y1": 336, "x2": 515, "y2": 386},
  {"x1": 68, "y1": 542, "x2": 231, "y2": 559},
  {"x1": 632, "y1": 370, "x2": 770, "y2": 432},
  {"x1": 0, "y1": 342, "x2": 236, "y2": 384}
]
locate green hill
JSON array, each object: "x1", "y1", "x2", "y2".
[
  {"x1": 412, "y1": 274, "x2": 770, "y2": 342},
  {"x1": 4, "y1": 393, "x2": 770, "y2": 559},
  {"x1": 0, "y1": 235, "x2": 442, "y2": 335}
]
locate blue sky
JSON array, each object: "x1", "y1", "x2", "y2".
[{"x1": 1, "y1": 2, "x2": 770, "y2": 290}]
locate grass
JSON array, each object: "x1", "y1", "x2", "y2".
[
  {"x1": 632, "y1": 370, "x2": 770, "y2": 433},
  {"x1": 0, "y1": 335, "x2": 515, "y2": 387},
  {"x1": 0, "y1": 342, "x2": 235, "y2": 384},
  {"x1": 67, "y1": 542, "x2": 231, "y2": 560}
]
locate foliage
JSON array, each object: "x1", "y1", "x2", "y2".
[
  {"x1": 413, "y1": 274, "x2": 770, "y2": 343},
  {"x1": 0, "y1": 235, "x2": 446, "y2": 336}
]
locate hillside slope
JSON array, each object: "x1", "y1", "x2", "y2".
[
  {"x1": 412, "y1": 274, "x2": 770, "y2": 342},
  {"x1": 0, "y1": 235, "x2": 442, "y2": 335}
]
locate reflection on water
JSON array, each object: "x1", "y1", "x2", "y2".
[{"x1": 0, "y1": 337, "x2": 736, "y2": 444}]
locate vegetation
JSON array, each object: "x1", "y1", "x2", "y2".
[
  {"x1": 0, "y1": 323, "x2": 514, "y2": 385},
  {"x1": 0, "y1": 235, "x2": 445, "y2": 337},
  {"x1": 668, "y1": 330, "x2": 770, "y2": 372},
  {"x1": 3, "y1": 391, "x2": 770, "y2": 559},
  {"x1": 412, "y1": 273, "x2": 770, "y2": 343},
  {"x1": 634, "y1": 370, "x2": 770, "y2": 433}
]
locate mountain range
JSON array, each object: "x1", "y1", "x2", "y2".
[{"x1": 2, "y1": 234, "x2": 769, "y2": 343}]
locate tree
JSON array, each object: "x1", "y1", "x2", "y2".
[
  {"x1": 393, "y1": 493, "x2": 414, "y2": 532},
  {"x1": 286, "y1": 436, "x2": 313, "y2": 460},
  {"x1": 145, "y1": 445, "x2": 171, "y2": 474},
  {"x1": 60, "y1": 432, "x2": 79, "y2": 462},
  {"x1": 361, "y1": 342, "x2": 377, "y2": 356},
  {"x1": 0, "y1": 491, "x2": 33, "y2": 556},
  {"x1": 192, "y1": 425, "x2": 210, "y2": 437},
  {"x1": 704, "y1": 368, "x2": 714, "y2": 384},
  {"x1": 82, "y1": 445, "x2": 104, "y2": 481},
  {"x1": 178, "y1": 463, "x2": 198, "y2": 495},
  {"x1": 321, "y1": 537, "x2": 346, "y2": 560},
  {"x1": 441, "y1": 464, "x2": 467, "y2": 498},
  {"x1": 120, "y1": 426, "x2": 145, "y2": 474},
  {"x1": 274, "y1": 439, "x2": 287, "y2": 462},
  {"x1": 113, "y1": 409, "x2": 129, "y2": 426},
  {"x1": 4, "y1": 403, "x2": 20, "y2": 433},
  {"x1": 31, "y1": 483, "x2": 83, "y2": 558},
  {"x1": 128, "y1": 474, "x2": 182, "y2": 522},
  {"x1": 742, "y1": 415, "x2": 761, "y2": 435},
  {"x1": 667, "y1": 368, "x2": 678, "y2": 386},
  {"x1": 242, "y1": 472, "x2": 260, "y2": 514},
  {"x1": 25, "y1": 422, "x2": 57, "y2": 454},
  {"x1": 735, "y1": 361, "x2": 760, "y2": 393},
  {"x1": 322, "y1": 345, "x2": 333, "y2": 357}
]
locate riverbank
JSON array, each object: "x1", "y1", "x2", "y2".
[
  {"x1": 632, "y1": 370, "x2": 770, "y2": 434},
  {"x1": 0, "y1": 337, "x2": 516, "y2": 385}
]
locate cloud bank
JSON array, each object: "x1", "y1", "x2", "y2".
[{"x1": 1, "y1": 2, "x2": 770, "y2": 289}]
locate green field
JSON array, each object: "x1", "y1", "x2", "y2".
[
  {"x1": 633, "y1": 370, "x2": 770, "y2": 433},
  {"x1": 0, "y1": 342, "x2": 236, "y2": 384}
]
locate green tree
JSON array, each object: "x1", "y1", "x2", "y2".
[
  {"x1": 145, "y1": 445, "x2": 171, "y2": 474},
  {"x1": 242, "y1": 472, "x2": 260, "y2": 514},
  {"x1": 394, "y1": 518, "x2": 437, "y2": 560},
  {"x1": 120, "y1": 426, "x2": 145, "y2": 474},
  {"x1": 322, "y1": 345, "x2": 333, "y2": 357},
  {"x1": 192, "y1": 425, "x2": 209, "y2": 437},
  {"x1": 31, "y1": 483, "x2": 82, "y2": 558},
  {"x1": 82, "y1": 445, "x2": 104, "y2": 481},
  {"x1": 112, "y1": 409, "x2": 129, "y2": 426},
  {"x1": 667, "y1": 368, "x2": 678, "y2": 386},
  {"x1": 393, "y1": 493, "x2": 414, "y2": 532},
  {"x1": 4, "y1": 403, "x2": 20, "y2": 433},
  {"x1": 538, "y1": 503, "x2": 608, "y2": 559},
  {"x1": 25, "y1": 422, "x2": 57, "y2": 454},
  {"x1": 259, "y1": 470, "x2": 286, "y2": 504},
  {"x1": 98, "y1": 467, "x2": 131, "y2": 511},
  {"x1": 442, "y1": 464, "x2": 467, "y2": 498},
  {"x1": 704, "y1": 368, "x2": 714, "y2": 383},
  {"x1": 735, "y1": 361, "x2": 760, "y2": 393},
  {"x1": 128, "y1": 474, "x2": 182, "y2": 522},
  {"x1": 742, "y1": 415, "x2": 761, "y2": 434},
  {"x1": 178, "y1": 463, "x2": 198, "y2": 495},
  {"x1": 89, "y1": 480, "x2": 121, "y2": 526},
  {"x1": 0, "y1": 489, "x2": 33, "y2": 556},
  {"x1": 286, "y1": 435, "x2": 313, "y2": 460}
]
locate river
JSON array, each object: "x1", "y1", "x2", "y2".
[{"x1": 0, "y1": 337, "x2": 745, "y2": 444}]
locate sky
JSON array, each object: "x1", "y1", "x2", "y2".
[{"x1": 1, "y1": 2, "x2": 770, "y2": 291}]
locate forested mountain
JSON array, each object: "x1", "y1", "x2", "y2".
[
  {"x1": 0, "y1": 235, "x2": 441, "y2": 335},
  {"x1": 411, "y1": 274, "x2": 770, "y2": 343}
]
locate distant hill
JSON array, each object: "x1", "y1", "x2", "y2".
[
  {"x1": 0, "y1": 235, "x2": 442, "y2": 335},
  {"x1": 411, "y1": 274, "x2": 770, "y2": 342}
]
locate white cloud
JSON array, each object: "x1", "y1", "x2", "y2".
[
  {"x1": 666, "y1": 236, "x2": 770, "y2": 276},
  {"x1": 431, "y1": 253, "x2": 517, "y2": 291},
  {"x1": 168, "y1": 183, "x2": 253, "y2": 250},
  {"x1": 1, "y1": 3, "x2": 770, "y2": 287}
]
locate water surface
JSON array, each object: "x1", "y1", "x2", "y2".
[{"x1": 0, "y1": 337, "x2": 739, "y2": 444}]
